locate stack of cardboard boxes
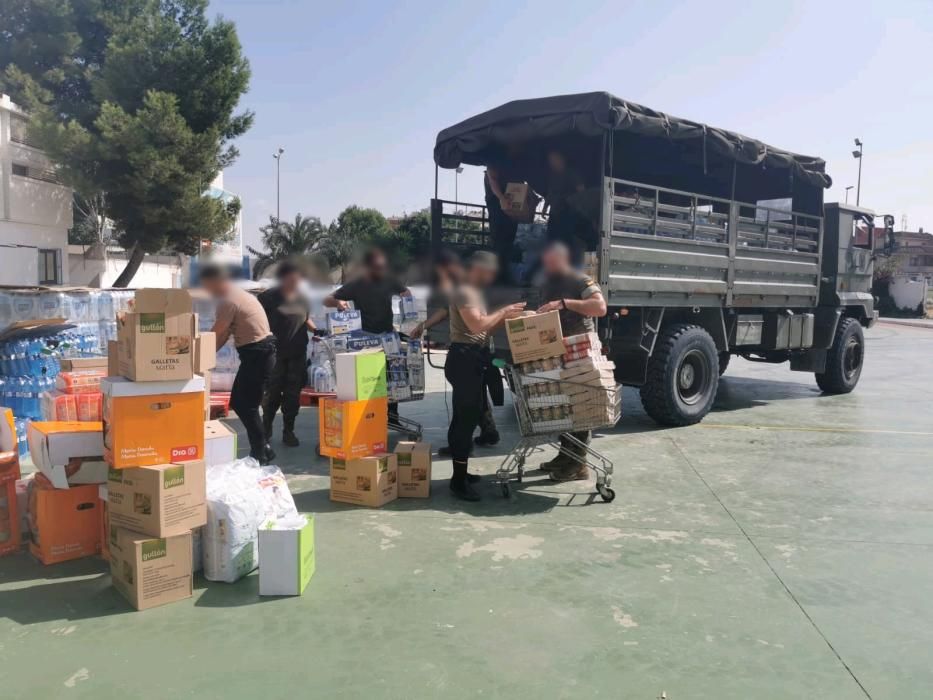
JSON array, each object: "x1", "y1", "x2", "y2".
[
  {"x1": 505, "y1": 311, "x2": 618, "y2": 432},
  {"x1": 100, "y1": 289, "x2": 217, "y2": 610},
  {"x1": 321, "y1": 348, "x2": 432, "y2": 507},
  {"x1": 0, "y1": 410, "x2": 22, "y2": 559}
]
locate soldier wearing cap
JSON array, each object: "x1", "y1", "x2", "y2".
[
  {"x1": 535, "y1": 241, "x2": 608, "y2": 481},
  {"x1": 444, "y1": 251, "x2": 526, "y2": 501}
]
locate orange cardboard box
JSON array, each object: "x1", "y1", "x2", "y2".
[
  {"x1": 318, "y1": 397, "x2": 388, "y2": 460},
  {"x1": 101, "y1": 376, "x2": 205, "y2": 469},
  {"x1": 0, "y1": 408, "x2": 20, "y2": 484},
  {"x1": 28, "y1": 481, "x2": 101, "y2": 564},
  {"x1": 0, "y1": 479, "x2": 21, "y2": 557},
  {"x1": 98, "y1": 484, "x2": 110, "y2": 562}
]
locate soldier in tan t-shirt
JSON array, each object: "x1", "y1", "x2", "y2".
[{"x1": 200, "y1": 265, "x2": 276, "y2": 464}]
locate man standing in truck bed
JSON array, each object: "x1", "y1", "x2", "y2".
[{"x1": 535, "y1": 241, "x2": 608, "y2": 481}]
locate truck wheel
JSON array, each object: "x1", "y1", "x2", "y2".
[
  {"x1": 640, "y1": 323, "x2": 720, "y2": 426},
  {"x1": 815, "y1": 317, "x2": 864, "y2": 394},
  {"x1": 718, "y1": 353, "x2": 730, "y2": 376}
]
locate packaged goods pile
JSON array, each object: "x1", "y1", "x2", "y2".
[{"x1": 1, "y1": 287, "x2": 318, "y2": 606}]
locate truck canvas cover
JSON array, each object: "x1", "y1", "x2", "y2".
[{"x1": 434, "y1": 91, "x2": 831, "y2": 190}]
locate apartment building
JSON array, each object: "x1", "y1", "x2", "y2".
[{"x1": 0, "y1": 94, "x2": 73, "y2": 286}]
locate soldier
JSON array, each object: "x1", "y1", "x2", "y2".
[{"x1": 535, "y1": 242, "x2": 608, "y2": 481}]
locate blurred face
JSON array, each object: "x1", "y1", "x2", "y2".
[
  {"x1": 547, "y1": 151, "x2": 565, "y2": 173},
  {"x1": 199, "y1": 276, "x2": 227, "y2": 298},
  {"x1": 366, "y1": 254, "x2": 388, "y2": 280},
  {"x1": 468, "y1": 264, "x2": 496, "y2": 288},
  {"x1": 278, "y1": 271, "x2": 302, "y2": 295},
  {"x1": 541, "y1": 246, "x2": 570, "y2": 276}
]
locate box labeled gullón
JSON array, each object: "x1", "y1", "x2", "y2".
[
  {"x1": 109, "y1": 528, "x2": 192, "y2": 611},
  {"x1": 505, "y1": 311, "x2": 564, "y2": 364},
  {"x1": 107, "y1": 460, "x2": 206, "y2": 537},
  {"x1": 329, "y1": 454, "x2": 397, "y2": 507},
  {"x1": 101, "y1": 376, "x2": 205, "y2": 469},
  {"x1": 394, "y1": 441, "x2": 432, "y2": 498}
]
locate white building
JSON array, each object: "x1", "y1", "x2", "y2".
[
  {"x1": 204, "y1": 171, "x2": 244, "y2": 263},
  {"x1": 0, "y1": 94, "x2": 73, "y2": 286}
]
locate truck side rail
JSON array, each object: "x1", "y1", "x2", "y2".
[{"x1": 602, "y1": 178, "x2": 823, "y2": 308}]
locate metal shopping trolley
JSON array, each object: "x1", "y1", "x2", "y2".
[
  {"x1": 385, "y1": 335, "x2": 425, "y2": 441},
  {"x1": 496, "y1": 363, "x2": 621, "y2": 502}
]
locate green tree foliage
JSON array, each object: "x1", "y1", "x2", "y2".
[
  {"x1": 322, "y1": 206, "x2": 392, "y2": 281},
  {"x1": 0, "y1": 0, "x2": 252, "y2": 286},
  {"x1": 248, "y1": 214, "x2": 327, "y2": 279}
]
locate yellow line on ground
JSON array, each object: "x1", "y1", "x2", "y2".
[{"x1": 698, "y1": 423, "x2": 933, "y2": 436}]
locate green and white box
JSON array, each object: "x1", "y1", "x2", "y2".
[
  {"x1": 258, "y1": 514, "x2": 316, "y2": 596},
  {"x1": 335, "y1": 349, "x2": 387, "y2": 401}
]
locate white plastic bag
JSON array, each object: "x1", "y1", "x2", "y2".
[{"x1": 202, "y1": 458, "x2": 298, "y2": 583}]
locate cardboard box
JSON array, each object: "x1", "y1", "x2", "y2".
[
  {"x1": 0, "y1": 409, "x2": 20, "y2": 484},
  {"x1": 108, "y1": 340, "x2": 119, "y2": 377},
  {"x1": 196, "y1": 332, "x2": 216, "y2": 373},
  {"x1": 98, "y1": 484, "x2": 110, "y2": 561},
  {"x1": 27, "y1": 422, "x2": 106, "y2": 489},
  {"x1": 199, "y1": 369, "x2": 212, "y2": 420},
  {"x1": 59, "y1": 356, "x2": 108, "y2": 372},
  {"x1": 503, "y1": 182, "x2": 538, "y2": 221},
  {"x1": 117, "y1": 310, "x2": 198, "y2": 381},
  {"x1": 28, "y1": 482, "x2": 101, "y2": 564},
  {"x1": 329, "y1": 453, "x2": 397, "y2": 507},
  {"x1": 102, "y1": 376, "x2": 205, "y2": 468},
  {"x1": 335, "y1": 349, "x2": 387, "y2": 401},
  {"x1": 394, "y1": 441, "x2": 432, "y2": 498},
  {"x1": 505, "y1": 311, "x2": 564, "y2": 364},
  {"x1": 326, "y1": 310, "x2": 362, "y2": 335},
  {"x1": 107, "y1": 460, "x2": 206, "y2": 537},
  {"x1": 258, "y1": 514, "x2": 316, "y2": 596},
  {"x1": 319, "y1": 397, "x2": 388, "y2": 460},
  {"x1": 204, "y1": 420, "x2": 237, "y2": 466},
  {"x1": 0, "y1": 479, "x2": 21, "y2": 557},
  {"x1": 110, "y1": 528, "x2": 192, "y2": 611}
]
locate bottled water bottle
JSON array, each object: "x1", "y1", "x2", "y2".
[{"x1": 11, "y1": 294, "x2": 37, "y2": 322}]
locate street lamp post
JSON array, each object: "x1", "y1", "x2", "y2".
[
  {"x1": 852, "y1": 139, "x2": 863, "y2": 206},
  {"x1": 455, "y1": 166, "x2": 463, "y2": 203},
  {"x1": 273, "y1": 147, "x2": 285, "y2": 223},
  {"x1": 845, "y1": 186, "x2": 853, "y2": 204}
]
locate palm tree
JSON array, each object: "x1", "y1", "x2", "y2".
[{"x1": 248, "y1": 213, "x2": 327, "y2": 278}]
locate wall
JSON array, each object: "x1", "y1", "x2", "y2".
[
  {"x1": 68, "y1": 247, "x2": 185, "y2": 288},
  {"x1": 889, "y1": 276, "x2": 928, "y2": 313}
]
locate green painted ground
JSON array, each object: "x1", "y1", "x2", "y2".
[{"x1": 2, "y1": 322, "x2": 931, "y2": 699}]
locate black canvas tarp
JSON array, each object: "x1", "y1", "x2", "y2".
[{"x1": 434, "y1": 91, "x2": 831, "y2": 189}]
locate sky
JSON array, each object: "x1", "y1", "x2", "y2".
[{"x1": 208, "y1": 0, "x2": 933, "y2": 252}]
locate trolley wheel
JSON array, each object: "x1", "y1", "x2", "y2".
[
  {"x1": 501, "y1": 483, "x2": 511, "y2": 498},
  {"x1": 597, "y1": 485, "x2": 616, "y2": 503}
]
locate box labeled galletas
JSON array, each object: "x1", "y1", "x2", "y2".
[
  {"x1": 258, "y1": 514, "x2": 316, "y2": 596},
  {"x1": 27, "y1": 421, "x2": 106, "y2": 489},
  {"x1": 394, "y1": 441, "x2": 432, "y2": 498},
  {"x1": 102, "y1": 376, "x2": 205, "y2": 469},
  {"x1": 319, "y1": 397, "x2": 388, "y2": 460},
  {"x1": 204, "y1": 420, "x2": 237, "y2": 466},
  {"x1": 118, "y1": 310, "x2": 198, "y2": 382},
  {"x1": 505, "y1": 311, "x2": 564, "y2": 364},
  {"x1": 110, "y1": 528, "x2": 192, "y2": 611},
  {"x1": 28, "y1": 482, "x2": 101, "y2": 564},
  {"x1": 107, "y1": 460, "x2": 206, "y2": 537},
  {"x1": 335, "y1": 349, "x2": 387, "y2": 401},
  {"x1": 329, "y1": 453, "x2": 397, "y2": 507}
]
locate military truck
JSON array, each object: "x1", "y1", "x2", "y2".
[{"x1": 430, "y1": 92, "x2": 894, "y2": 426}]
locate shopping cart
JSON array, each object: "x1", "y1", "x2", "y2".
[
  {"x1": 386, "y1": 336, "x2": 425, "y2": 441},
  {"x1": 496, "y1": 363, "x2": 621, "y2": 502}
]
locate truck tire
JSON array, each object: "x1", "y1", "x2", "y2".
[
  {"x1": 640, "y1": 323, "x2": 720, "y2": 426},
  {"x1": 815, "y1": 317, "x2": 864, "y2": 394},
  {"x1": 718, "y1": 352, "x2": 730, "y2": 376}
]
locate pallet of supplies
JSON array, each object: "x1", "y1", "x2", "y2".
[
  {"x1": 335, "y1": 349, "x2": 387, "y2": 401},
  {"x1": 505, "y1": 310, "x2": 564, "y2": 364},
  {"x1": 318, "y1": 396, "x2": 388, "y2": 460},
  {"x1": 329, "y1": 453, "x2": 398, "y2": 507},
  {"x1": 28, "y1": 479, "x2": 101, "y2": 564},
  {"x1": 394, "y1": 441, "x2": 431, "y2": 498},
  {"x1": 110, "y1": 528, "x2": 193, "y2": 611},
  {"x1": 101, "y1": 376, "x2": 205, "y2": 468},
  {"x1": 258, "y1": 514, "x2": 316, "y2": 596},
  {"x1": 107, "y1": 460, "x2": 206, "y2": 537}
]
